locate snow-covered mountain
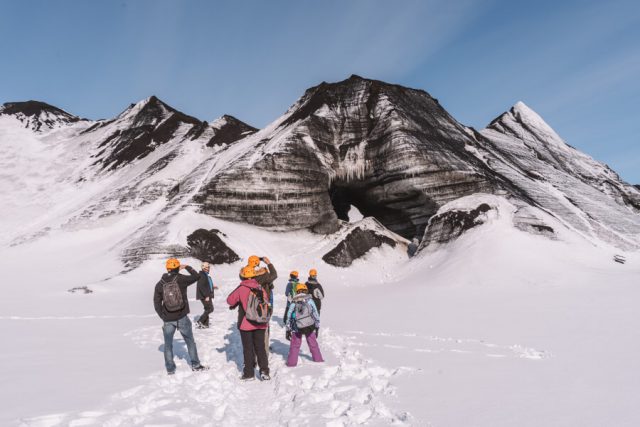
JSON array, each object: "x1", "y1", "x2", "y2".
[
  {"x1": 1, "y1": 76, "x2": 639, "y2": 262},
  {"x1": 0, "y1": 100, "x2": 86, "y2": 131},
  {"x1": 473, "y1": 101, "x2": 640, "y2": 249},
  {"x1": 0, "y1": 96, "x2": 256, "y2": 256},
  {"x1": 2, "y1": 77, "x2": 640, "y2": 427}
]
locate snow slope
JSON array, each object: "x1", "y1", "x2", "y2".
[{"x1": 1, "y1": 197, "x2": 639, "y2": 426}]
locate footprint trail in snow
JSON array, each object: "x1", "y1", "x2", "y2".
[{"x1": 20, "y1": 279, "x2": 412, "y2": 427}]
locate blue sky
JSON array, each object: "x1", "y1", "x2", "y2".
[{"x1": 1, "y1": 0, "x2": 638, "y2": 183}]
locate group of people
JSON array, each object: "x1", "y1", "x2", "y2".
[{"x1": 152, "y1": 255, "x2": 325, "y2": 380}]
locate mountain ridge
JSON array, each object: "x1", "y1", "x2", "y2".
[{"x1": 2, "y1": 75, "x2": 639, "y2": 255}]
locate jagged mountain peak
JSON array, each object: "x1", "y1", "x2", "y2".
[
  {"x1": 115, "y1": 95, "x2": 182, "y2": 126},
  {"x1": 486, "y1": 101, "x2": 564, "y2": 147},
  {"x1": 205, "y1": 114, "x2": 257, "y2": 147},
  {"x1": 210, "y1": 114, "x2": 252, "y2": 129},
  {"x1": 511, "y1": 101, "x2": 558, "y2": 136},
  {"x1": 0, "y1": 100, "x2": 83, "y2": 131}
]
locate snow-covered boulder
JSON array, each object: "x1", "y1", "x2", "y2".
[
  {"x1": 418, "y1": 194, "x2": 558, "y2": 252},
  {"x1": 186, "y1": 228, "x2": 240, "y2": 264},
  {"x1": 512, "y1": 205, "x2": 556, "y2": 238},
  {"x1": 420, "y1": 202, "x2": 493, "y2": 246},
  {"x1": 322, "y1": 218, "x2": 409, "y2": 267}
]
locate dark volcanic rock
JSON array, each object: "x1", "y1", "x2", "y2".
[
  {"x1": 421, "y1": 203, "x2": 492, "y2": 246},
  {"x1": 322, "y1": 226, "x2": 397, "y2": 267},
  {"x1": 68, "y1": 286, "x2": 93, "y2": 294},
  {"x1": 0, "y1": 100, "x2": 83, "y2": 131},
  {"x1": 187, "y1": 229, "x2": 240, "y2": 264},
  {"x1": 197, "y1": 75, "x2": 511, "y2": 239}
]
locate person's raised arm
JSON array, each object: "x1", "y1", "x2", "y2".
[
  {"x1": 178, "y1": 264, "x2": 200, "y2": 287},
  {"x1": 262, "y1": 256, "x2": 277, "y2": 281}
]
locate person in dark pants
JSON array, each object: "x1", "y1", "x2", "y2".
[
  {"x1": 195, "y1": 262, "x2": 217, "y2": 329},
  {"x1": 250, "y1": 256, "x2": 277, "y2": 350},
  {"x1": 227, "y1": 262, "x2": 271, "y2": 381},
  {"x1": 153, "y1": 258, "x2": 208, "y2": 375},
  {"x1": 305, "y1": 268, "x2": 325, "y2": 314}
]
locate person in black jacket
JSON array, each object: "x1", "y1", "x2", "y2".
[
  {"x1": 153, "y1": 258, "x2": 208, "y2": 375},
  {"x1": 305, "y1": 268, "x2": 325, "y2": 314},
  {"x1": 195, "y1": 262, "x2": 217, "y2": 329}
]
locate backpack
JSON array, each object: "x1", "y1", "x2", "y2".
[
  {"x1": 162, "y1": 275, "x2": 185, "y2": 312},
  {"x1": 244, "y1": 286, "x2": 270, "y2": 324},
  {"x1": 293, "y1": 299, "x2": 316, "y2": 333}
]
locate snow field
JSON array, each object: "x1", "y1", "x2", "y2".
[
  {"x1": 18, "y1": 273, "x2": 411, "y2": 427},
  {"x1": 1, "y1": 193, "x2": 639, "y2": 426}
]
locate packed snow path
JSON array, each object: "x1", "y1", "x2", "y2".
[{"x1": 19, "y1": 277, "x2": 412, "y2": 427}]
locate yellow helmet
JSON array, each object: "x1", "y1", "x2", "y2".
[
  {"x1": 295, "y1": 283, "x2": 308, "y2": 293},
  {"x1": 248, "y1": 255, "x2": 260, "y2": 267},
  {"x1": 166, "y1": 258, "x2": 180, "y2": 270},
  {"x1": 240, "y1": 266, "x2": 257, "y2": 279},
  {"x1": 290, "y1": 270, "x2": 299, "y2": 278},
  {"x1": 309, "y1": 268, "x2": 317, "y2": 277}
]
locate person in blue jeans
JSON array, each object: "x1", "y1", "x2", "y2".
[{"x1": 153, "y1": 258, "x2": 208, "y2": 375}]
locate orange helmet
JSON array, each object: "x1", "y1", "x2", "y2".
[
  {"x1": 295, "y1": 283, "x2": 308, "y2": 293},
  {"x1": 290, "y1": 270, "x2": 299, "y2": 278},
  {"x1": 166, "y1": 258, "x2": 180, "y2": 270},
  {"x1": 248, "y1": 255, "x2": 260, "y2": 267},
  {"x1": 240, "y1": 265, "x2": 257, "y2": 279},
  {"x1": 309, "y1": 268, "x2": 317, "y2": 277}
]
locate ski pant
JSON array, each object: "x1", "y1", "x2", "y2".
[
  {"x1": 162, "y1": 315, "x2": 201, "y2": 373},
  {"x1": 199, "y1": 299, "x2": 214, "y2": 326},
  {"x1": 286, "y1": 330, "x2": 324, "y2": 367},
  {"x1": 240, "y1": 329, "x2": 269, "y2": 377},
  {"x1": 265, "y1": 324, "x2": 270, "y2": 351}
]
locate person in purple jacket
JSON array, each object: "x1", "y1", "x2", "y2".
[{"x1": 285, "y1": 283, "x2": 324, "y2": 367}]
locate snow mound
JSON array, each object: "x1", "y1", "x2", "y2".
[
  {"x1": 419, "y1": 194, "x2": 559, "y2": 253},
  {"x1": 322, "y1": 218, "x2": 409, "y2": 267}
]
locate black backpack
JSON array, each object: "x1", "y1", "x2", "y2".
[{"x1": 162, "y1": 275, "x2": 185, "y2": 312}]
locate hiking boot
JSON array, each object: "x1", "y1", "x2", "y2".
[
  {"x1": 240, "y1": 374, "x2": 255, "y2": 381},
  {"x1": 260, "y1": 372, "x2": 271, "y2": 381},
  {"x1": 195, "y1": 321, "x2": 208, "y2": 329},
  {"x1": 192, "y1": 364, "x2": 209, "y2": 372},
  {"x1": 167, "y1": 370, "x2": 176, "y2": 376}
]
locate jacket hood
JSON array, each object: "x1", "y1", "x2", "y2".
[
  {"x1": 162, "y1": 271, "x2": 179, "y2": 281},
  {"x1": 240, "y1": 278, "x2": 260, "y2": 288},
  {"x1": 292, "y1": 293, "x2": 311, "y2": 302}
]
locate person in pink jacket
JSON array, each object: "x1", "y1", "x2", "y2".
[{"x1": 227, "y1": 261, "x2": 271, "y2": 381}]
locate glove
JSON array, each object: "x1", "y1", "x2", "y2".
[{"x1": 285, "y1": 330, "x2": 291, "y2": 341}]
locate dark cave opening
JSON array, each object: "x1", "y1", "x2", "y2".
[{"x1": 328, "y1": 182, "x2": 432, "y2": 241}]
